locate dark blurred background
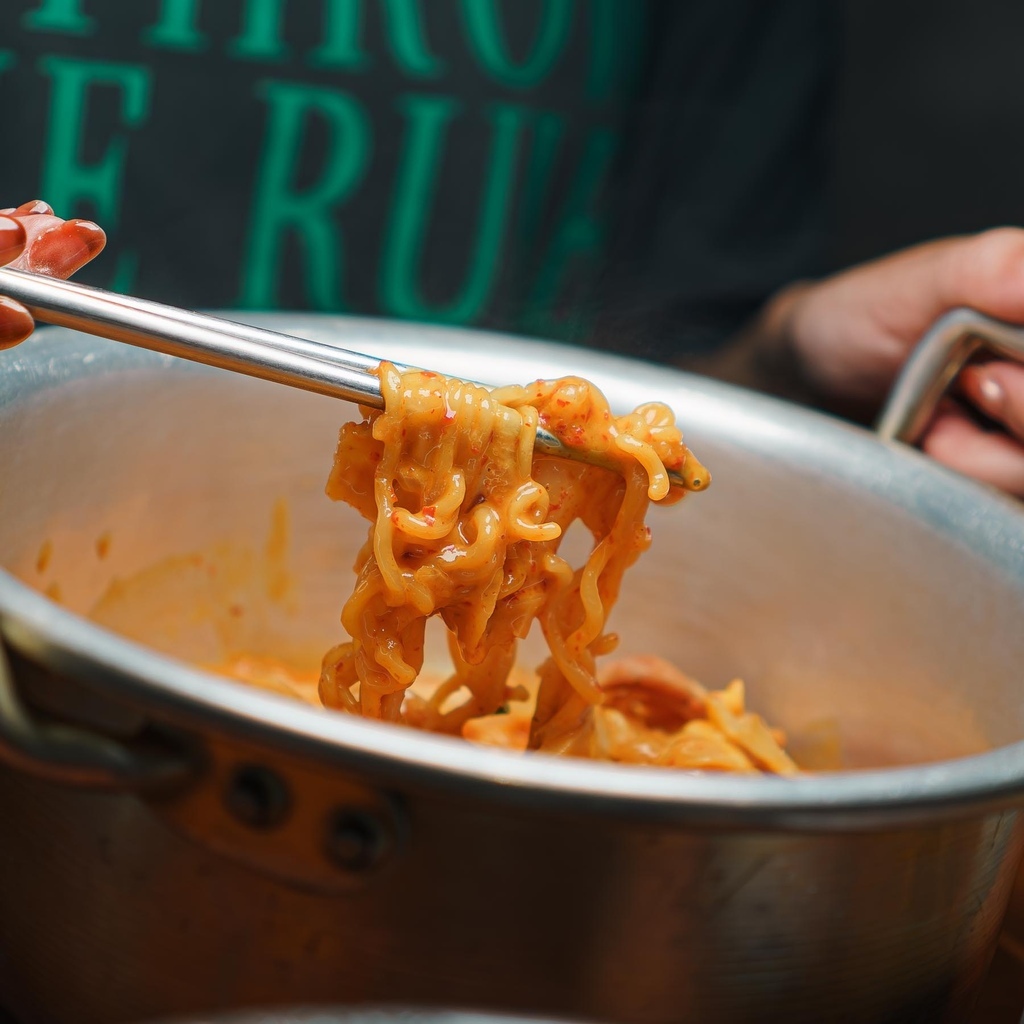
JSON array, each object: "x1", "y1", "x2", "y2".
[{"x1": 832, "y1": 0, "x2": 1024, "y2": 269}]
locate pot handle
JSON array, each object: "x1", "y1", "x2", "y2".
[
  {"x1": 0, "y1": 637, "x2": 195, "y2": 792},
  {"x1": 876, "y1": 307, "x2": 1024, "y2": 443}
]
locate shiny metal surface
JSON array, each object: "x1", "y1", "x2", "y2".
[
  {"x1": 148, "y1": 1013, "x2": 566, "y2": 1024},
  {"x1": 0, "y1": 632, "x2": 193, "y2": 791},
  {"x1": 1, "y1": 315, "x2": 1024, "y2": 1023},
  {"x1": 0, "y1": 267, "x2": 385, "y2": 405},
  {"x1": 877, "y1": 306, "x2": 1024, "y2": 443},
  {"x1": 0, "y1": 269, "x2": 695, "y2": 490}
]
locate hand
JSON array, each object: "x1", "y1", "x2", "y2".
[
  {"x1": 0, "y1": 200, "x2": 106, "y2": 350},
  {"x1": 772, "y1": 229, "x2": 1024, "y2": 497}
]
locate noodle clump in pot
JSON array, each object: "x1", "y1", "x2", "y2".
[{"x1": 313, "y1": 362, "x2": 796, "y2": 775}]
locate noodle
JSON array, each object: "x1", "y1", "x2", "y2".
[{"x1": 317, "y1": 363, "x2": 797, "y2": 775}]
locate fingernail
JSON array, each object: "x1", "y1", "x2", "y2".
[
  {"x1": 13, "y1": 199, "x2": 54, "y2": 217},
  {"x1": 979, "y1": 373, "x2": 1005, "y2": 411},
  {"x1": 26, "y1": 221, "x2": 106, "y2": 277},
  {"x1": 0, "y1": 296, "x2": 35, "y2": 350},
  {"x1": 0, "y1": 216, "x2": 26, "y2": 264}
]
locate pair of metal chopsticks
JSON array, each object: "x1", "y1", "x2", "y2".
[{"x1": 0, "y1": 267, "x2": 692, "y2": 489}]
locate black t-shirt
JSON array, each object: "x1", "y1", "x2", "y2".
[{"x1": 0, "y1": 0, "x2": 836, "y2": 362}]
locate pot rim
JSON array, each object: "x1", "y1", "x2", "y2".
[{"x1": 3, "y1": 316, "x2": 1024, "y2": 829}]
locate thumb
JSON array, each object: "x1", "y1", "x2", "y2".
[
  {"x1": 934, "y1": 227, "x2": 1024, "y2": 323},
  {"x1": 0, "y1": 215, "x2": 26, "y2": 267}
]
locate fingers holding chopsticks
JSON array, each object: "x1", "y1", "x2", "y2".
[{"x1": 0, "y1": 200, "x2": 106, "y2": 350}]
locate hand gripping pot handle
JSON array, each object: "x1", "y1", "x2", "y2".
[
  {"x1": 877, "y1": 306, "x2": 1024, "y2": 443},
  {"x1": 0, "y1": 633, "x2": 194, "y2": 791},
  {"x1": 0, "y1": 308, "x2": 1017, "y2": 792}
]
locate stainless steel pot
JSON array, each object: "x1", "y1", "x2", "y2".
[{"x1": 1, "y1": 313, "x2": 1024, "y2": 1024}]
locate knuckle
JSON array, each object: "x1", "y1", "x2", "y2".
[
  {"x1": 939, "y1": 227, "x2": 1024, "y2": 301},
  {"x1": 969, "y1": 226, "x2": 1024, "y2": 275}
]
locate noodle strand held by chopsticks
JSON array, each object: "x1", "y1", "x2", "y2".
[{"x1": 318, "y1": 363, "x2": 796, "y2": 774}]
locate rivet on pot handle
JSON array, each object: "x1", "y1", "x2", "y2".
[
  {"x1": 877, "y1": 307, "x2": 1024, "y2": 443},
  {"x1": 0, "y1": 636, "x2": 196, "y2": 792}
]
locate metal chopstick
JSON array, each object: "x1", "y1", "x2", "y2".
[
  {"x1": 3, "y1": 270, "x2": 384, "y2": 373},
  {"x1": 0, "y1": 267, "x2": 385, "y2": 408},
  {"x1": 0, "y1": 267, "x2": 692, "y2": 489}
]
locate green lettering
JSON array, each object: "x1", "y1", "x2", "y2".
[
  {"x1": 524, "y1": 127, "x2": 615, "y2": 338},
  {"x1": 228, "y1": 0, "x2": 289, "y2": 62},
  {"x1": 22, "y1": 0, "x2": 95, "y2": 36},
  {"x1": 518, "y1": 111, "x2": 563, "y2": 247},
  {"x1": 0, "y1": 52, "x2": 15, "y2": 74},
  {"x1": 110, "y1": 250, "x2": 139, "y2": 294},
  {"x1": 382, "y1": 0, "x2": 444, "y2": 79},
  {"x1": 587, "y1": 0, "x2": 644, "y2": 100},
  {"x1": 461, "y1": 0, "x2": 573, "y2": 89},
  {"x1": 38, "y1": 57, "x2": 152, "y2": 228},
  {"x1": 142, "y1": 0, "x2": 208, "y2": 53},
  {"x1": 312, "y1": 0, "x2": 443, "y2": 77},
  {"x1": 21, "y1": 0, "x2": 94, "y2": 35},
  {"x1": 586, "y1": 0, "x2": 615, "y2": 101},
  {"x1": 381, "y1": 96, "x2": 526, "y2": 325},
  {"x1": 239, "y1": 81, "x2": 370, "y2": 310},
  {"x1": 309, "y1": 0, "x2": 371, "y2": 71}
]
